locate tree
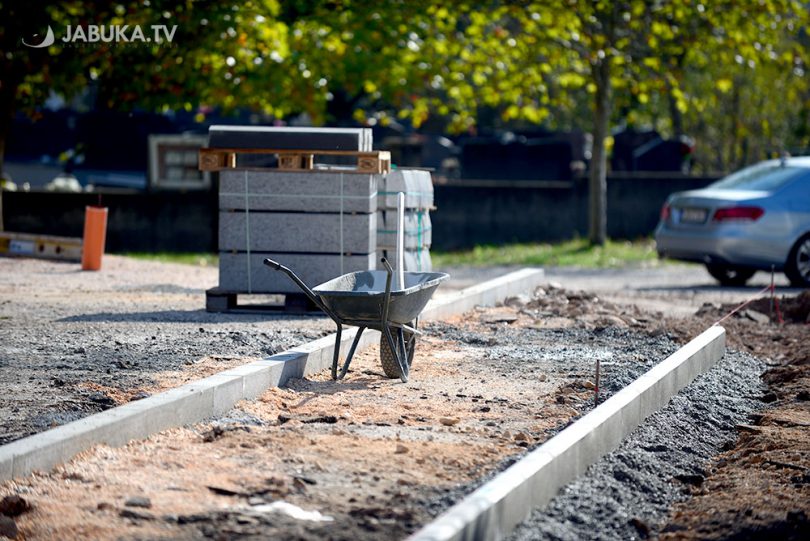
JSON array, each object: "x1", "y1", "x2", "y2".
[
  {"x1": 0, "y1": 0, "x2": 295, "y2": 177},
  {"x1": 2, "y1": 0, "x2": 808, "y2": 243}
]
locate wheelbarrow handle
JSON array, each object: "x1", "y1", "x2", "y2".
[
  {"x1": 380, "y1": 257, "x2": 394, "y2": 275},
  {"x1": 380, "y1": 257, "x2": 394, "y2": 329},
  {"x1": 263, "y1": 258, "x2": 339, "y2": 322}
]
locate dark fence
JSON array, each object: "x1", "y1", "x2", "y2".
[
  {"x1": 432, "y1": 174, "x2": 718, "y2": 249},
  {"x1": 1, "y1": 173, "x2": 718, "y2": 253},
  {"x1": 1, "y1": 190, "x2": 217, "y2": 252}
]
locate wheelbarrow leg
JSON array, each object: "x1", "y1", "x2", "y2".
[
  {"x1": 381, "y1": 325, "x2": 408, "y2": 383},
  {"x1": 396, "y1": 326, "x2": 410, "y2": 382},
  {"x1": 380, "y1": 256, "x2": 408, "y2": 383},
  {"x1": 337, "y1": 326, "x2": 366, "y2": 380},
  {"x1": 331, "y1": 323, "x2": 343, "y2": 380}
]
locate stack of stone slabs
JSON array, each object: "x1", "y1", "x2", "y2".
[
  {"x1": 377, "y1": 169, "x2": 433, "y2": 272},
  {"x1": 208, "y1": 126, "x2": 372, "y2": 150},
  {"x1": 213, "y1": 126, "x2": 377, "y2": 295}
]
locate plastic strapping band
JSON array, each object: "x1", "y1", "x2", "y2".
[
  {"x1": 339, "y1": 172, "x2": 344, "y2": 275},
  {"x1": 220, "y1": 192, "x2": 376, "y2": 200},
  {"x1": 378, "y1": 191, "x2": 430, "y2": 196},
  {"x1": 417, "y1": 210, "x2": 423, "y2": 271},
  {"x1": 244, "y1": 170, "x2": 252, "y2": 294}
]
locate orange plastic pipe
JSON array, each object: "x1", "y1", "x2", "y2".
[{"x1": 81, "y1": 206, "x2": 108, "y2": 271}]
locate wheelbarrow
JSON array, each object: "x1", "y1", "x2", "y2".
[{"x1": 263, "y1": 257, "x2": 448, "y2": 382}]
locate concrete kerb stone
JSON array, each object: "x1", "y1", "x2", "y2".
[
  {"x1": 0, "y1": 267, "x2": 544, "y2": 483},
  {"x1": 421, "y1": 268, "x2": 545, "y2": 322},
  {"x1": 409, "y1": 325, "x2": 726, "y2": 541}
]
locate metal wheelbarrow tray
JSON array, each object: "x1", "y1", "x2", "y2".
[{"x1": 264, "y1": 257, "x2": 448, "y2": 382}]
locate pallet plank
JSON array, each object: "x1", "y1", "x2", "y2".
[
  {"x1": 199, "y1": 148, "x2": 391, "y2": 174},
  {"x1": 0, "y1": 232, "x2": 83, "y2": 262}
]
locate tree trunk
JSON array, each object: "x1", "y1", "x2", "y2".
[
  {"x1": 589, "y1": 58, "x2": 611, "y2": 246},
  {"x1": 667, "y1": 84, "x2": 684, "y2": 137},
  {"x1": 0, "y1": 83, "x2": 14, "y2": 233}
]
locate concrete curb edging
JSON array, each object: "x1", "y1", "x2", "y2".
[
  {"x1": 420, "y1": 268, "x2": 544, "y2": 322},
  {"x1": 409, "y1": 325, "x2": 726, "y2": 541},
  {"x1": 0, "y1": 267, "x2": 544, "y2": 483}
]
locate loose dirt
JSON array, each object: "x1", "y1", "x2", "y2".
[
  {"x1": 2, "y1": 258, "x2": 807, "y2": 540},
  {"x1": 658, "y1": 292, "x2": 810, "y2": 540},
  {"x1": 0, "y1": 287, "x2": 680, "y2": 540},
  {"x1": 510, "y1": 290, "x2": 810, "y2": 540}
]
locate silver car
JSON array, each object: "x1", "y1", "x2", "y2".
[{"x1": 655, "y1": 157, "x2": 810, "y2": 287}]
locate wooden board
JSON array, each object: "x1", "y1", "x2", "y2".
[
  {"x1": 0, "y1": 231, "x2": 82, "y2": 262},
  {"x1": 199, "y1": 148, "x2": 391, "y2": 174}
]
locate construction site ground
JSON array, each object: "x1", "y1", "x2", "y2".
[{"x1": 0, "y1": 257, "x2": 808, "y2": 539}]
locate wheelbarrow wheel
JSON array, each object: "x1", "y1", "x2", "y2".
[{"x1": 380, "y1": 330, "x2": 415, "y2": 379}]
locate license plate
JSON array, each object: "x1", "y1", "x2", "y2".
[{"x1": 680, "y1": 208, "x2": 707, "y2": 223}]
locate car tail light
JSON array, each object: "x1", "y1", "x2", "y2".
[
  {"x1": 712, "y1": 206, "x2": 765, "y2": 222},
  {"x1": 660, "y1": 203, "x2": 671, "y2": 221}
]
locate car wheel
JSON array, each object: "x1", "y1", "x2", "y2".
[
  {"x1": 705, "y1": 263, "x2": 756, "y2": 287},
  {"x1": 785, "y1": 233, "x2": 810, "y2": 288}
]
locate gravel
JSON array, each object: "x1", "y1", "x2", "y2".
[
  {"x1": 0, "y1": 256, "x2": 334, "y2": 445},
  {"x1": 507, "y1": 350, "x2": 765, "y2": 541}
]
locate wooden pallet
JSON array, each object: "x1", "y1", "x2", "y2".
[
  {"x1": 205, "y1": 287, "x2": 321, "y2": 314},
  {"x1": 0, "y1": 231, "x2": 82, "y2": 262},
  {"x1": 199, "y1": 148, "x2": 391, "y2": 174}
]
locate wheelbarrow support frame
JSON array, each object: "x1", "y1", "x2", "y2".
[{"x1": 263, "y1": 257, "x2": 416, "y2": 382}]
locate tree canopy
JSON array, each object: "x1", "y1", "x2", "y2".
[{"x1": 1, "y1": 0, "x2": 808, "y2": 240}]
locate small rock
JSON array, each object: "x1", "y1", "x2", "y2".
[
  {"x1": 0, "y1": 516, "x2": 18, "y2": 539},
  {"x1": 0, "y1": 495, "x2": 30, "y2": 517},
  {"x1": 537, "y1": 373, "x2": 548, "y2": 382},
  {"x1": 124, "y1": 496, "x2": 152, "y2": 509},
  {"x1": 502, "y1": 430, "x2": 512, "y2": 440},
  {"x1": 97, "y1": 502, "x2": 115, "y2": 511},
  {"x1": 674, "y1": 473, "x2": 705, "y2": 486},
  {"x1": 629, "y1": 517, "x2": 650, "y2": 538},
  {"x1": 582, "y1": 380, "x2": 596, "y2": 390},
  {"x1": 482, "y1": 313, "x2": 519, "y2": 324},
  {"x1": 207, "y1": 485, "x2": 242, "y2": 497},
  {"x1": 503, "y1": 294, "x2": 530, "y2": 308},
  {"x1": 513, "y1": 432, "x2": 529, "y2": 442},
  {"x1": 743, "y1": 309, "x2": 770, "y2": 324},
  {"x1": 395, "y1": 443, "x2": 409, "y2": 454},
  {"x1": 119, "y1": 508, "x2": 155, "y2": 521},
  {"x1": 236, "y1": 515, "x2": 259, "y2": 526},
  {"x1": 202, "y1": 425, "x2": 226, "y2": 442},
  {"x1": 760, "y1": 391, "x2": 778, "y2": 403},
  {"x1": 736, "y1": 423, "x2": 762, "y2": 434},
  {"x1": 556, "y1": 395, "x2": 566, "y2": 404},
  {"x1": 439, "y1": 417, "x2": 460, "y2": 427}
]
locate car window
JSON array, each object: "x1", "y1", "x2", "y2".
[{"x1": 710, "y1": 163, "x2": 810, "y2": 192}]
